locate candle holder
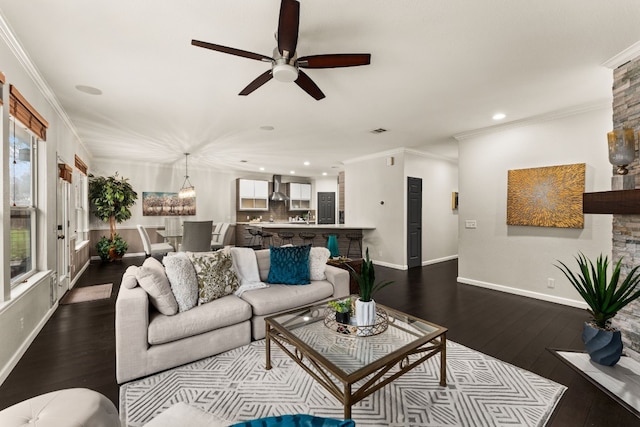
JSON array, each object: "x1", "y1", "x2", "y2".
[{"x1": 607, "y1": 129, "x2": 635, "y2": 175}]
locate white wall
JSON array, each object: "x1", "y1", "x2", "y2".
[
  {"x1": 0, "y1": 34, "x2": 90, "y2": 383},
  {"x1": 345, "y1": 149, "x2": 459, "y2": 268},
  {"x1": 457, "y1": 106, "x2": 613, "y2": 306},
  {"x1": 90, "y1": 158, "x2": 240, "y2": 231}
]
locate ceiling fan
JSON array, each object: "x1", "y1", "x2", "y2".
[{"x1": 191, "y1": 0, "x2": 371, "y2": 100}]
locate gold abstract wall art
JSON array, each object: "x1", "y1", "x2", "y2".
[{"x1": 506, "y1": 163, "x2": 585, "y2": 228}]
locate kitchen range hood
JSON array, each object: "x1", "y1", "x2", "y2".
[{"x1": 271, "y1": 175, "x2": 289, "y2": 201}]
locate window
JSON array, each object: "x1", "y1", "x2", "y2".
[
  {"x1": 74, "y1": 168, "x2": 88, "y2": 244},
  {"x1": 10, "y1": 119, "x2": 37, "y2": 284}
]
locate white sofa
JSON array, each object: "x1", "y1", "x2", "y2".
[{"x1": 115, "y1": 248, "x2": 349, "y2": 384}]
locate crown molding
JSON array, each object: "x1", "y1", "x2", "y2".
[
  {"x1": 0, "y1": 10, "x2": 86, "y2": 153},
  {"x1": 342, "y1": 147, "x2": 406, "y2": 165},
  {"x1": 454, "y1": 100, "x2": 611, "y2": 141},
  {"x1": 602, "y1": 40, "x2": 640, "y2": 69}
]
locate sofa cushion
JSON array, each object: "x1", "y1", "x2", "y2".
[
  {"x1": 267, "y1": 245, "x2": 311, "y2": 285},
  {"x1": 148, "y1": 294, "x2": 252, "y2": 345},
  {"x1": 188, "y1": 251, "x2": 240, "y2": 304},
  {"x1": 309, "y1": 247, "x2": 330, "y2": 281},
  {"x1": 163, "y1": 252, "x2": 198, "y2": 312},
  {"x1": 136, "y1": 257, "x2": 178, "y2": 315},
  {"x1": 122, "y1": 265, "x2": 139, "y2": 289},
  {"x1": 240, "y1": 281, "x2": 334, "y2": 316}
]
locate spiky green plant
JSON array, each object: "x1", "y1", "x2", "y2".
[
  {"x1": 556, "y1": 253, "x2": 640, "y2": 329},
  {"x1": 348, "y1": 247, "x2": 394, "y2": 302}
]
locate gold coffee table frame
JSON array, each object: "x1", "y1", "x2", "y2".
[{"x1": 265, "y1": 301, "x2": 447, "y2": 419}]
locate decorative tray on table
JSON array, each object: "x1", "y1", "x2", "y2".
[{"x1": 323, "y1": 306, "x2": 388, "y2": 337}]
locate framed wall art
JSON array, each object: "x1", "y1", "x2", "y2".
[
  {"x1": 506, "y1": 163, "x2": 585, "y2": 228},
  {"x1": 142, "y1": 191, "x2": 196, "y2": 216}
]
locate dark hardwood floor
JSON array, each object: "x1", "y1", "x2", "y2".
[{"x1": 0, "y1": 256, "x2": 638, "y2": 426}]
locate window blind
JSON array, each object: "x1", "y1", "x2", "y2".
[{"x1": 9, "y1": 84, "x2": 48, "y2": 140}]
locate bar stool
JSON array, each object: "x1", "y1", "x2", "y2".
[
  {"x1": 247, "y1": 228, "x2": 261, "y2": 248},
  {"x1": 299, "y1": 232, "x2": 316, "y2": 246},
  {"x1": 278, "y1": 231, "x2": 294, "y2": 246},
  {"x1": 260, "y1": 230, "x2": 274, "y2": 248},
  {"x1": 346, "y1": 232, "x2": 363, "y2": 258}
]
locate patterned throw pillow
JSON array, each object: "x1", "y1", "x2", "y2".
[
  {"x1": 267, "y1": 245, "x2": 311, "y2": 285},
  {"x1": 162, "y1": 252, "x2": 198, "y2": 312},
  {"x1": 230, "y1": 414, "x2": 355, "y2": 427},
  {"x1": 188, "y1": 251, "x2": 240, "y2": 304}
]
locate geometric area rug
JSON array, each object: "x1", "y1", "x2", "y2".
[{"x1": 120, "y1": 340, "x2": 566, "y2": 427}]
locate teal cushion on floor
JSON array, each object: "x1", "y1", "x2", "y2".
[
  {"x1": 230, "y1": 414, "x2": 355, "y2": 427},
  {"x1": 267, "y1": 245, "x2": 311, "y2": 285}
]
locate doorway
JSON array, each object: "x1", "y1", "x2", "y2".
[
  {"x1": 317, "y1": 192, "x2": 336, "y2": 224},
  {"x1": 56, "y1": 175, "x2": 70, "y2": 297},
  {"x1": 407, "y1": 177, "x2": 422, "y2": 268}
]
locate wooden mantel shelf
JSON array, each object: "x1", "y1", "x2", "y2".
[{"x1": 583, "y1": 189, "x2": 640, "y2": 214}]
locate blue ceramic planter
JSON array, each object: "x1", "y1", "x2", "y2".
[
  {"x1": 327, "y1": 234, "x2": 339, "y2": 257},
  {"x1": 582, "y1": 322, "x2": 623, "y2": 366}
]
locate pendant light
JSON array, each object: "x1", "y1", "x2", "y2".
[{"x1": 178, "y1": 153, "x2": 196, "y2": 199}]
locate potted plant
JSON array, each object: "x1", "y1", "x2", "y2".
[
  {"x1": 89, "y1": 173, "x2": 138, "y2": 261},
  {"x1": 328, "y1": 297, "x2": 352, "y2": 324},
  {"x1": 348, "y1": 247, "x2": 394, "y2": 327},
  {"x1": 556, "y1": 253, "x2": 640, "y2": 366}
]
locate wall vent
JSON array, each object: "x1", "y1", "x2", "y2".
[{"x1": 370, "y1": 128, "x2": 387, "y2": 134}]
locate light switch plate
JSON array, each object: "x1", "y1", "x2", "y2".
[{"x1": 465, "y1": 220, "x2": 477, "y2": 229}]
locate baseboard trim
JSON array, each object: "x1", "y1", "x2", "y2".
[
  {"x1": 374, "y1": 255, "x2": 459, "y2": 271},
  {"x1": 69, "y1": 260, "x2": 90, "y2": 290},
  {"x1": 0, "y1": 303, "x2": 58, "y2": 386},
  {"x1": 457, "y1": 276, "x2": 587, "y2": 309},
  {"x1": 423, "y1": 255, "x2": 458, "y2": 266}
]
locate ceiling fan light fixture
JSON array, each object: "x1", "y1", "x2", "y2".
[{"x1": 273, "y1": 63, "x2": 298, "y2": 82}]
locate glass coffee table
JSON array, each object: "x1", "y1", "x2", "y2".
[{"x1": 265, "y1": 300, "x2": 448, "y2": 419}]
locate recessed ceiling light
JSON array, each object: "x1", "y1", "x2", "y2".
[
  {"x1": 259, "y1": 167, "x2": 265, "y2": 171},
  {"x1": 322, "y1": 172, "x2": 327, "y2": 176},
  {"x1": 303, "y1": 161, "x2": 310, "y2": 166},
  {"x1": 260, "y1": 125, "x2": 274, "y2": 131},
  {"x1": 290, "y1": 170, "x2": 295, "y2": 174},
  {"x1": 492, "y1": 113, "x2": 506, "y2": 120},
  {"x1": 75, "y1": 85, "x2": 102, "y2": 95}
]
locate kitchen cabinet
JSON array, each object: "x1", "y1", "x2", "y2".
[
  {"x1": 238, "y1": 179, "x2": 269, "y2": 211},
  {"x1": 288, "y1": 182, "x2": 311, "y2": 210}
]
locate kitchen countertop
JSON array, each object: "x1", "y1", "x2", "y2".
[{"x1": 237, "y1": 222, "x2": 375, "y2": 230}]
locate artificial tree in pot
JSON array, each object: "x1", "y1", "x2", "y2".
[
  {"x1": 556, "y1": 253, "x2": 640, "y2": 366},
  {"x1": 348, "y1": 247, "x2": 394, "y2": 328},
  {"x1": 89, "y1": 173, "x2": 138, "y2": 261}
]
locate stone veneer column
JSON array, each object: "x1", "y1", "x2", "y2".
[{"x1": 611, "y1": 55, "x2": 640, "y2": 362}]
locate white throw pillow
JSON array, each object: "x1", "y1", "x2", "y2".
[
  {"x1": 309, "y1": 246, "x2": 330, "y2": 281},
  {"x1": 162, "y1": 252, "x2": 198, "y2": 312}
]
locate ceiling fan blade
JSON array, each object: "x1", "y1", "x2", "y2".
[
  {"x1": 239, "y1": 70, "x2": 274, "y2": 96},
  {"x1": 298, "y1": 54, "x2": 371, "y2": 68},
  {"x1": 191, "y1": 39, "x2": 272, "y2": 62},
  {"x1": 277, "y1": 0, "x2": 300, "y2": 59},
  {"x1": 295, "y1": 70, "x2": 325, "y2": 100}
]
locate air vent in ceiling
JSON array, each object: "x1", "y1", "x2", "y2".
[{"x1": 370, "y1": 128, "x2": 387, "y2": 134}]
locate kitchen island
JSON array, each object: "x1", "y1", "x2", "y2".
[{"x1": 235, "y1": 222, "x2": 374, "y2": 257}]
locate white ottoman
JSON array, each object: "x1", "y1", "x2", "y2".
[{"x1": 0, "y1": 388, "x2": 120, "y2": 427}]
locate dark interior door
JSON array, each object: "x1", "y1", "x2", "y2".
[
  {"x1": 407, "y1": 177, "x2": 422, "y2": 268},
  {"x1": 318, "y1": 192, "x2": 336, "y2": 224}
]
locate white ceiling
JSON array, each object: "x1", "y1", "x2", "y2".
[{"x1": 1, "y1": 0, "x2": 639, "y2": 177}]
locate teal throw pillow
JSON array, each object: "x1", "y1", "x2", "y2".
[
  {"x1": 230, "y1": 414, "x2": 355, "y2": 427},
  {"x1": 267, "y1": 245, "x2": 311, "y2": 285}
]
